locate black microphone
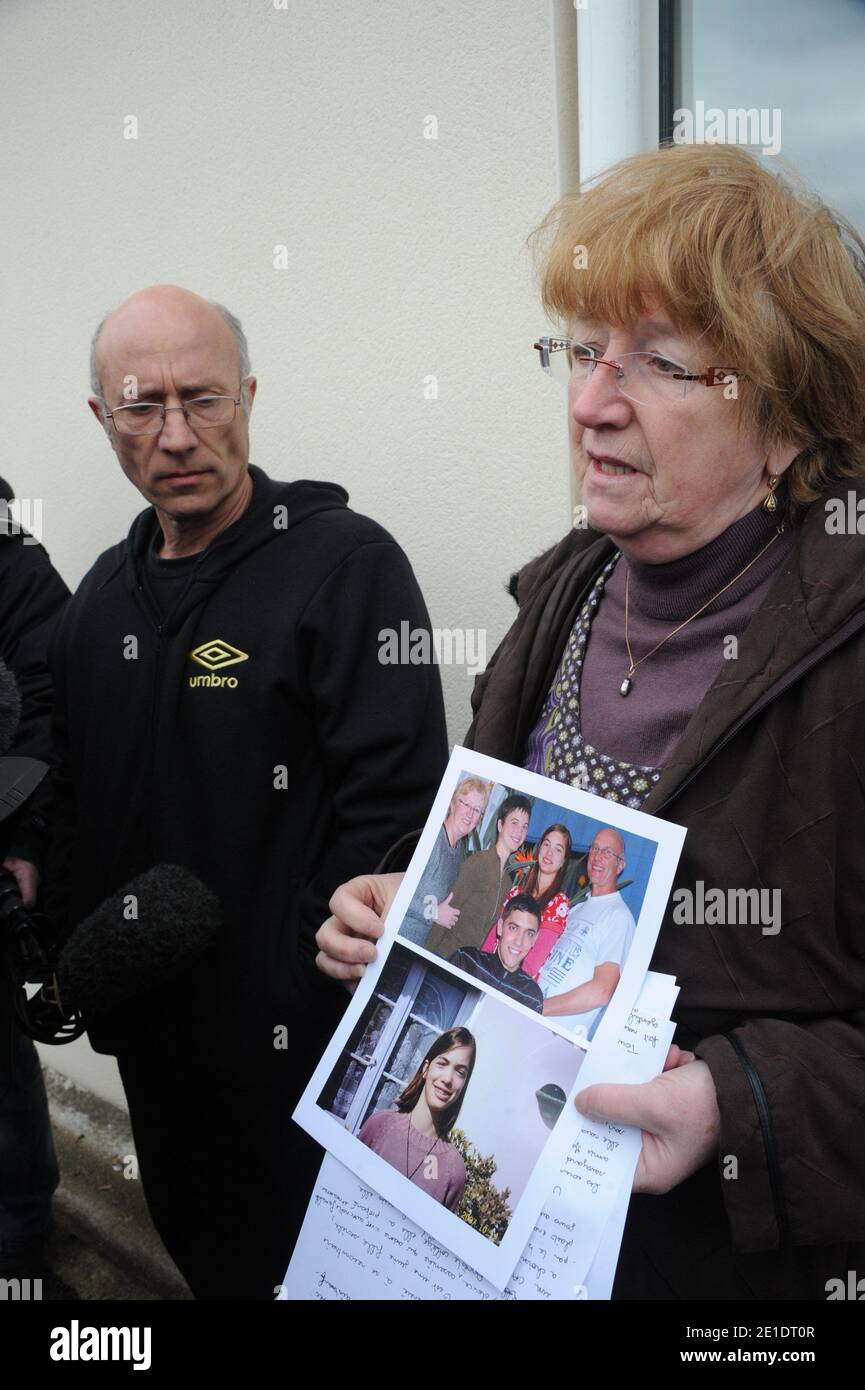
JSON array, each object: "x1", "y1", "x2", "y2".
[{"x1": 54, "y1": 864, "x2": 223, "y2": 1018}]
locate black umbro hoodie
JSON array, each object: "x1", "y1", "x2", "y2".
[{"x1": 48, "y1": 466, "x2": 447, "y2": 1085}]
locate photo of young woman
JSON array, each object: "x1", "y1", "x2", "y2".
[
  {"x1": 356, "y1": 1027, "x2": 476, "y2": 1212},
  {"x1": 480, "y1": 824, "x2": 571, "y2": 979}
]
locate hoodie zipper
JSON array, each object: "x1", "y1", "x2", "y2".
[{"x1": 131, "y1": 582, "x2": 164, "y2": 863}]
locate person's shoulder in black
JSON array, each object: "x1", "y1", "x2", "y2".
[
  {"x1": 0, "y1": 526, "x2": 70, "y2": 869},
  {"x1": 449, "y1": 946, "x2": 544, "y2": 1013}
]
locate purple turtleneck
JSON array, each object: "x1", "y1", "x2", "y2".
[{"x1": 579, "y1": 505, "x2": 795, "y2": 768}]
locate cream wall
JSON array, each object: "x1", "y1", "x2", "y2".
[{"x1": 2, "y1": 0, "x2": 578, "y2": 1104}]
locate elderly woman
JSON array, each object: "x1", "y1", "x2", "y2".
[
  {"x1": 317, "y1": 143, "x2": 865, "y2": 1300},
  {"x1": 399, "y1": 775, "x2": 490, "y2": 946}
]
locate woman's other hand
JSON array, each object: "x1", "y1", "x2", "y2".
[
  {"x1": 316, "y1": 873, "x2": 404, "y2": 992},
  {"x1": 574, "y1": 1050, "x2": 720, "y2": 1194}
]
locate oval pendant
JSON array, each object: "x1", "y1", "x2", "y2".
[{"x1": 620, "y1": 676, "x2": 632, "y2": 697}]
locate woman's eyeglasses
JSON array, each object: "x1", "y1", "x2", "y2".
[{"x1": 534, "y1": 336, "x2": 742, "y2": 408}]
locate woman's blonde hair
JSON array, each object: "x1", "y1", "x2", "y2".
[
  {"x1": 532, "y1": 143, "x2": 865, "y2": 510},
  {"x1": 450, "y1": 776, "x2": 491, "y2": 810}
]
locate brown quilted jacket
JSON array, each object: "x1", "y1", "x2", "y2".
[{"x1": 464, "y1": 479, "x2": 865, "y2": 1299}]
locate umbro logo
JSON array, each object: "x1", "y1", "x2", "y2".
[
  {"x1": 188, "y1": 639, "x2": 248, "y2": 689},
  {"x1": 189, "y1": 639, "x2": 249, "y2": 671}
]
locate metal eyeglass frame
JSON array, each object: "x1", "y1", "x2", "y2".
[
  {"x1": 103, "y1": 390, "x2": 245, "y2": 436},
  {"x1": 533, "y1": 336, "x2": 742, "y2": 397},
  {"x1": 588, "y1": 846, "x2": 624, "y2": 866}
]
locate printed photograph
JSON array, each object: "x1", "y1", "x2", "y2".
[
  {"x1": 316, "y1": 944, "x2": 584, "y2": 1246},
  {"x1": 397, "y1": 771, "x2": 659, "y2": 1041},
  {"x1": 296, "y1": 745, "x2": 685, "y2": 1282}
]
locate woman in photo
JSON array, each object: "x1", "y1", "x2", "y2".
[
  {"x1": 399, "y1": 778, "x2": 490, "y2": 947},
  {"x1": 357, "y1": 1027, "x2": 475, "y2": 1212},
  {"x1": 479, "y1": 823, "x2": 571, "y2": 979}
]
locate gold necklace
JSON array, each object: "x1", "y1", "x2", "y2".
[{"x1": 619, "y1": 525, "x2": 784, "y2": 697}]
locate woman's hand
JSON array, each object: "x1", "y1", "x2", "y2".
[
  {"x1": 574, "y1": 1046, "x2": 721, "y2": 1194},
  {"x1": 315, "y1": 873, "x2": 404, "y2": 992}
]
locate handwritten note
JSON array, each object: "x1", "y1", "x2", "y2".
[{"x1": 280, "y1": 974, "x2": 677, "y2": 1301}]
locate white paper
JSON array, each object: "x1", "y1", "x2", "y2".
[
  {"x1": 583, "y1": 1173, "x2": 633, "y2": 1301},
  {"x1": 280, "y1": 974, "x2": 678, "y2": 1300},
  {"x1": 291, "y1": 748, "x2": 686, "y2": 1288}
]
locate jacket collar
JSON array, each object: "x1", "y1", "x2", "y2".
[
  {"x1": 643, "y1": 478, "x2": 865, "y2": 812},
  {"x1": 115, "y1": 465, "x2": 349, "y2": 632},
  {"x1": 468, "y1": 478, "x2": 865, "y2": 808}
]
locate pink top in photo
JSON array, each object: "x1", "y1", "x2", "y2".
[{"x1": 357, "y1": 1109, "x2": 466, "y2": 1211}]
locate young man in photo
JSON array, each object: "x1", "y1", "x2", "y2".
[{"x1": 449, "y1": 895, "x2": 544, "y2": 1013}]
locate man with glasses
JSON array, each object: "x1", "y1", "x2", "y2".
[
  {"x1": 47, "y1": 284, "x2": 446, "y2": 1298},
  {"x1": 538, "y1": 828, "x2": 636, "y2": 1039}
]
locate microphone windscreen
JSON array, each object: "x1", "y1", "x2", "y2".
[
  {"x1": 56, "y1": 864, "x2": 223, "y2": 1017},
  {"x1": 0, "y1": 663, "x2": 21, "y2": 758}
]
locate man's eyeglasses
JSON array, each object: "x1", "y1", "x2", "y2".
[
  {"x1": 534, "y1": 337, "x2": 743, "y2": 408},
  {"x1": 589, "y1": 846, "x2": 624, "y2": 865},
  {"x1": 104, "y1": 393, "x2": 245, "y2": 436}
]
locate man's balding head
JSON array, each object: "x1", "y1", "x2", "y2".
[
  {"x1": 87, "y1": 284, "x2": 257, "y2": 550},
  {"x1": 90, "y1": 286, "x2": 251, "y2": 401},
  {"x1": 587, "y1": 827, "x2": 625, "y2": 896}
]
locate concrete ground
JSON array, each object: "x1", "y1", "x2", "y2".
[{"x1": 41, "y1": 1067, "x2": 192, "y2": 1301}]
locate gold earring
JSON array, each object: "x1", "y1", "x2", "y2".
[{"x1": 763, "y1": 473, "x2": 779, "y2": 513}]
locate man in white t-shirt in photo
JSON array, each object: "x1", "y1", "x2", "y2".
[{"x1": 538, "y1": 827, "x2": 636, "y2": 1039}]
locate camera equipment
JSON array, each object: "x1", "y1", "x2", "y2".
[
  {"x1": 0, "y1": 753, "x2": 86, "y2": 1042},
  {"x1": 0, "y1": 656, "x2": 222, "y2": 1043}
]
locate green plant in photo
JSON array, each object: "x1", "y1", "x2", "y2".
[{"x1": 450, "y1": 1127, "x2": 512, "y2": 1244}]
